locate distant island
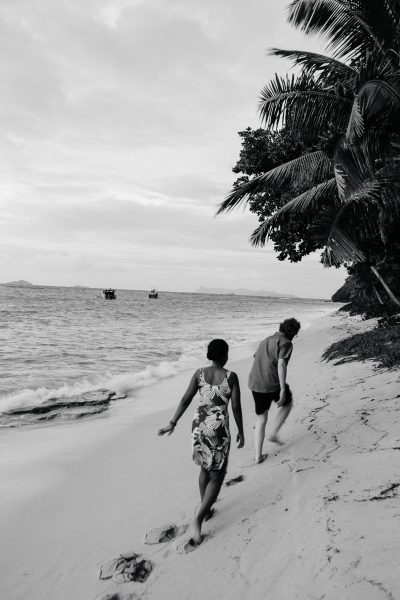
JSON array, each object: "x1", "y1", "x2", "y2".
[
  {"x1": 2, "y1": 280, "x2": 34, "y2": 287},
  {"x1": 194, "y1": 286, "x2": 297, "y2": 298}
]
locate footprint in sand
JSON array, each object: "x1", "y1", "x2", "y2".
[
  {"x1": 225, "y1": 474, "x2": 245, "y2": 486},
  {"x1": 99, "y1": 553, "x2": 153, "y2": 583},
  {"x1": 240, "y1": 455, "x2": 268, "y2": 468},
  {"x1": 144, "y1": 523, "x2": 187, "y2": 544}
]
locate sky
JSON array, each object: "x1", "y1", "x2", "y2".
[{"x1": 0, "y1": 0, "x2": 346, "y2": 298}]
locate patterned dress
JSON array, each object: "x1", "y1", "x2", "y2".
[{"x1": 192, "y1": 369, "x2": 232, "y2": 471}]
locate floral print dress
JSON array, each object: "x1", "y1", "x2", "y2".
[{"x1": 192, "y1": 369, "x2": 232, "y2": 471}]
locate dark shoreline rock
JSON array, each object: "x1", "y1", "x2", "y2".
[{"x1": 1, "y1": 389, "x2": 127, "y2": 427}]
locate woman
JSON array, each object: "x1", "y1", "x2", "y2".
[{"x1": 158, "y1": 339, "x2": 245, "y2": 544}]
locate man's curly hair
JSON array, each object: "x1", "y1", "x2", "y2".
[{"x1": 279, "y1": 318, "x2": 301, "y2": 340}]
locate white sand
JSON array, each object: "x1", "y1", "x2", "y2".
[{"x1": 1, "y1": 313, "x2": 399, "y2": 600}]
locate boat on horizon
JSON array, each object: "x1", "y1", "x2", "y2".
[
  {"x1": 103, "y1": 289, "x2": 116, "y2": 299},
  {"x1": 148, "y1": 288, "x2": 158, "y2": 299}
]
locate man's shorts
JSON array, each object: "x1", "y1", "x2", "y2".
[{"x1": 252, "y1": 384, "x2": 292, "y2": 415}]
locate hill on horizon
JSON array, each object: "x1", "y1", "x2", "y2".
[
  {"x1": 194, "y1": 286, "x2": 297, "y2": 298},
  {"x1": 2, "y1": 279, "x2": 34, "y2": 287}
]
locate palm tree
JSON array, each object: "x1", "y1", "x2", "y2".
[{"x1": 218, "y1": 0, "x2": 400, "y2": 306}]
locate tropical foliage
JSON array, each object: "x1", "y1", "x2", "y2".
[
  {"x1": 218, "y1": 0, "x2": 400, "y2": 306},
  {"x1": 231, "y1": 127, "x2": 322, "y2": 261}
]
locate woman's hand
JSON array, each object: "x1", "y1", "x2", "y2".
[
  {"x1": 158, "y1": 422, "x2": 175, "y2": 436},
  {"x1": 158, "y1": 371, "x2": 198, "y2": 437},
  {"x1": 236, "y1": 432, "x2": 245, "y2": 448}
]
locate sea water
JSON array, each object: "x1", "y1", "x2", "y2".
[{"x1": 0, "y1": 285, "x2": 335, "y2": 427}]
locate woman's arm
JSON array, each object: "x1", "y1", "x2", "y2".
[
  {"x1": 230, "y1": 372, "x2": 245, "y2": 448},
  {"x1": 158, "y1": 369, "x2": 199, "y2": 436}
]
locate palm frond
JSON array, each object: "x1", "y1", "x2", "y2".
[
  {"x1": 358, "y1": 79, "x2": 400, "y2": 120},
  {"x1": 259, "y1": 73, "x2": 352, "y2": 132},
  {"x1": 287, "y1": 0, "x2": 385, "y2": 59},
  {"x1": 259, "y1": 150, "x2": 333, "y2": 188},
  {"x1": 322, "y1": 230, "x2": 365, "y2": 266},
  {"x1": 269, "y1": 48, "x2": 356, "y2": 82},
  {"x1": 334, "y1": 144, "x2": 375, "y2": 199},
  {"x1": 250, "y1": 178, "x2": 338, "y2": 246},
  {"x1": 374, "y1": 168, "x2": 400, "y2": 232},
  {"x1": 346, "y1": 95, "x2": 365, "y2": 142},
  {"x1": 217, "y1": 151, "x2": 333, "y2": 215},
  {"x1": 355, "y1": 50, "x2": 396, "y2": 87},
  {"x1": 384, "y1": 1, "x2": 400, "y2": 50},
  {"x1": 346, "y1": 79, "x2": 400, "y2": 147},
  {"x1": 317, "y1": 179, "x2": 384, "y2": 265},
  {"x1": 359, "y1": 0, "x2": 400, "y2": 59}
]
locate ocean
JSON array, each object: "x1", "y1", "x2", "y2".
[{"x1": 0, "y1": 285, "x2": 335, "y2": 427}]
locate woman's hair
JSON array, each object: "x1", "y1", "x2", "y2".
[
  {"x1": 207, "y1": 339, "x2": 229, "y2": 361},
  {"x1": 279, "y1": 318, "x2": 301, "y2": 339}
]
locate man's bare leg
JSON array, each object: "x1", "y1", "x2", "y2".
[
  {"x1": 269, "y1": 402, "x2": 292, "y2": 443},
  {"x1": 254, "y1": 410, "x2": 269, "y2": 463}
]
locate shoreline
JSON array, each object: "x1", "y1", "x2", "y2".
[
  {"x1": 1, "y1": 312, "x2": 399, "y2": 600},
  {"x1": 0, "y1": 295, "x2": 337, "y2": 418},
  {"x1": 0, "y1": 308, "x2": 335, "y2": 492}
]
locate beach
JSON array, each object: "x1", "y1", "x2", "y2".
[{"x1": 1, "y1": 312, "x2": 399, "y2": 600}]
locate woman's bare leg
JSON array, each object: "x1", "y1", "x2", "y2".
[
  {"x1": 192, "y1": 469, "x2": 225, "y2": 543},
  {"x1": 254, "y1": 410, "x2": 269, "y2": 463},
  {"x1": 198, "y1": 467, "x2": 213, "y2": 519},
  {"x1": 199, "y1": 467, "x2": 210, "y2": 501}
]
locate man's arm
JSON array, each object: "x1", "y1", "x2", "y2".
[{"x1": 277, "y1": 358, "x2": 288, "y2": 407}]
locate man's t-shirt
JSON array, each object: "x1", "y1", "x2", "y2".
[{"x1": 248, "y1": 331, "x2": 293, "y2": 393}]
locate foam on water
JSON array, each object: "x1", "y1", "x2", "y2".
[
  {"x1": 0, "y1": 335, "x2": 254, "y2": 415},
  {"x1": 0, "y1": 356, "x2": 195, "y2": 414}
]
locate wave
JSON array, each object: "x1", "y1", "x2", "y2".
[
  {"x1": 1, "y1": 317, "x2": 327, "y2": 426},
  {"x1": 0, "y1": 324, "x2": 286, "y2": 421},
  {"x1": 0, "y1": 330, "x2": 258, "y2": 425},
  {"x1": 0, "y1": 344, "x2": 211, "y2": 418}
]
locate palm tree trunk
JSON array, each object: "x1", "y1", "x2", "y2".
[
  {"x1": 370, "y1": 266, "x2": 400, "y2": 308},
  {"x1": 372, "y1": 285, "x2": 384, "y2": 305}
]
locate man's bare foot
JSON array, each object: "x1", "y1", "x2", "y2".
[
  {"x1": 191, "y1": 517, "x2": 202, "y2": 545},
  {"x1": 269, "y1": 434, "x2": 284, "y2": 445},
  {"x1": 254, "y1": 454, "x2": 266, "y2": 464}
]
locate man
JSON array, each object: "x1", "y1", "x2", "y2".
[{"x1": 248, "y1": 318, "x2": 301, "y2": 463}]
